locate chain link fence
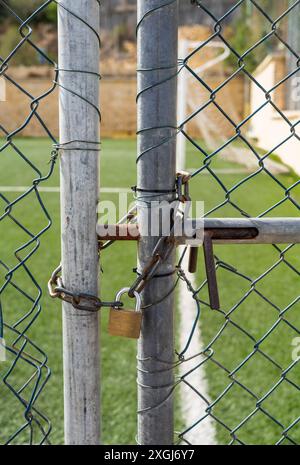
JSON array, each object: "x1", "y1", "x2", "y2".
[
  {"x1": 1, "y1": 0, "x2": 300, "y2": 446},
  {"x1": 174, "y1": 0, "x2": 300, "y2": 445},
  {"x1": 0, "y1": 0, "x2": 58, "y2": 445}
]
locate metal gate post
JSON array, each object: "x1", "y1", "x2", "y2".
[
  {"x1": 137, "y1": 0, "x2": 179, "y2": 445},
  {"x1": 58, "y1": 0, "x2": 101, "y2": 445}
]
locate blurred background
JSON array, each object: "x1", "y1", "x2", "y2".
[{"x1": 1, "y1": 0, "x2": 299, "y2": 172}]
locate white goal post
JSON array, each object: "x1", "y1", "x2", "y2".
[{"x1": 177, "y1": 39, "x2": 230, "y2": 171}]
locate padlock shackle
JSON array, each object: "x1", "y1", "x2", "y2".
[{"x1": 115, "y1": 287, "x2": 141, "y2": 312}]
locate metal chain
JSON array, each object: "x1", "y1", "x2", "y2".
[
  {"x1": 128, "y1": 173, "x2": 191, "y2": 297},
  {"x1": 48, "y1": 265, "x2": 123, "y2": 312}
]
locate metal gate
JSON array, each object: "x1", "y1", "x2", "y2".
[{"x1": 0, "y1": 0, "x2": 299, "y2": 446}]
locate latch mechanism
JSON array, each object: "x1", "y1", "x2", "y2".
[
  {"x1": 97, "y1": 217, "x2": 300, "y2": 311},
  {"x1": 188, "y1": 226, "x2": 258, "y2": 310}
]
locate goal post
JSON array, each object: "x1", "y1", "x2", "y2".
[{"x1": 177, "y1": 39, "x2": 230, "y2": 171}]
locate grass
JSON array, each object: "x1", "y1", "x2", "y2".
[
  {"x1": 0, "y1": 137, "x2": 299, "y2": 444},
  {"x1": 0, "y1": 137, "x2": 138, "y2": 445}
]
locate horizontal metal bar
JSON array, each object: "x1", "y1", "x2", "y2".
[
  {"x1": 97, "y1": 218, "x2": 300, "y2": 245},
  {"x1": 97, "y1": 223, "x2": 140, "y2": 241},
  {"x1": 186, "y1": 218, "x2": 300, "y2": 244},
  {"x1": 204, "y1": 227, "x2": 258, "y2": 241}
]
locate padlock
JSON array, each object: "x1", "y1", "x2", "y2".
[{"x1": 108, "y1": 287, "x2": 142, "y2": 339}]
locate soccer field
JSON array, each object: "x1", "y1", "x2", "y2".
[{"x1": 1, "y1": 137, "x2": 299, "y2": 444}]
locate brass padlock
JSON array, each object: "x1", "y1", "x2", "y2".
[{"x1": 108, "y1": 287, "x2": 142, "y2": 339}]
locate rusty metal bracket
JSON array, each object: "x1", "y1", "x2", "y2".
[
  {"x1": 202, "y1": 232, "x2": 220, "y2": 310},
  {"x1": 187, "y1": 227, "x2": 258, "y2": 310},
  {"x1": 97, "y1": 222, "x2": 259, "y2": 244},
  {"x1": 98, "y1": 224, "x2": 140, "y2": 247},
  {"x1": 97, "y1": 222, "x2": 257, "y2": 309},
  {"x1": 176, "y1": 171, "x2": 191, "y2": 203},
  {"x1": 97, "y1": 217, "x2": 300, "y2": 310}
]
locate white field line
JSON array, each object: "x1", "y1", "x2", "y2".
[
  {"x1": 187, "y1": 168, "x2": 253, "y2": 175},
  {"x1": 178, "y1": 246, "x2": 216, "y2": 445},
  {"x1": 0, "y1": 186, "x2": 132, "y2": 193}
]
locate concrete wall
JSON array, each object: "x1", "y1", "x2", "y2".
[
  {"x1": 1, "y1": 68, "x2": 137, "y2": 138},
  {"x1": 186, "y1": 71, "x2": 245, "y2": 140},
  {"x1": 1, "y1": 67, "x2": 244, "y2": 140},
  {"x1": 250, "y1": 54, "x2": 300, "y2": 175}
]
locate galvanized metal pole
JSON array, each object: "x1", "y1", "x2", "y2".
[
  {"x1": 58, "y1": 1, "x2": 101, "y2": 445},
  {"x1": 137, "y1": 0, "x2": 178, "y2": 445}
]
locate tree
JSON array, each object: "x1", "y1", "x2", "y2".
[{"x1": 1, "y1": 1, "x2": 56, "y2": 25}]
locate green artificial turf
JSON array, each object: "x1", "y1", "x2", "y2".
[{"x1": 0, "y1": 137, "x2": 299, "y2": 445}]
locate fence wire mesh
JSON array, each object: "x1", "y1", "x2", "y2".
[
  {"x1": 173, "y1": 0, "x2": 300, "y2": 446},
  {"x1": 128, "y1": 0, "x2": 300, "y2": 446},
  {"x1": 1, "y1": 0, "x2": 300, "y2": 447},
  {"x1": 0, "y1": 0, "x2": 58, "y2": 445}
]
